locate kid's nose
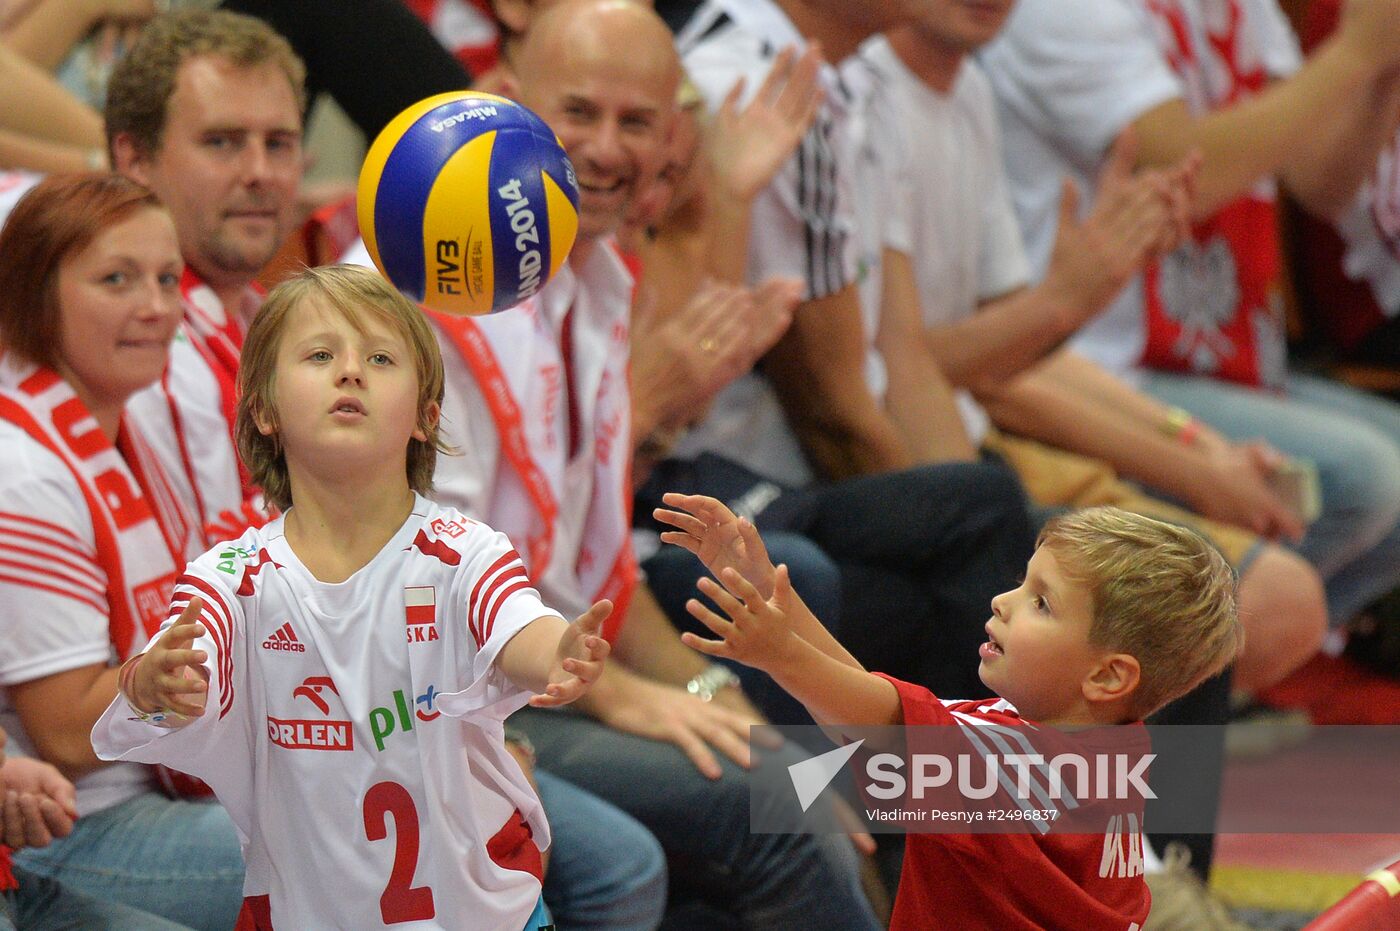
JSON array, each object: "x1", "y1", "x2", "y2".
[
  {"x1": 337, "y1": 358, "x2": 366, "y2": 386},
  {"x1": 990, "y1": 591, "x2": 1008, "y2": 619}
]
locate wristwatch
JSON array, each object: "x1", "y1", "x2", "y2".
[{"x1": 686, "y1": 663, "x2": 741, "y2": 702}]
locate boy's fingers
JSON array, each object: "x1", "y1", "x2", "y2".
[
  {"x1": 582, "y1": 635, "x2": 611, "y2": 663},
  {"x1": 680, "y1": 631, "x2": 729, "y2": 657},
  {"x1": 686, "y1": 597, "x2": 738, "y2": 640},
  {"x1": 773, "y1": 564, "x2": 793, "y2": 605},
  {"x1": 736, "y1": 517, "x2": 773, "y2": 564},
  {"x1": 697, "y1": 576, "x2": 747, "y2": 620},
  {"x1": 175, "y1": 596, "x2": 204, "y2": 626},
  {"x1": 654, "y1": 508, "x2": 705, "y2": 536},
  {"x1": 577, "y1": 600, "x2": 612, "y2": 634},
  {"x1": 161, "y1": 649, "x2": 207, "y2": 671},
  {"x1": 719, "y1": 567, "x2": 763, "y2": 607},
  {"x1": 658, "y1": 532, "x2": 702, "y2": 557},
  {"x1": 158, "y1": 671, "x2": 208, "y2": 695}
]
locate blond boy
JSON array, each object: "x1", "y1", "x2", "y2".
[
  {"x1": 656, "y1": 494, "x2": 1242, "y2": 930},
  {"x1": 92, "y1": 265, "x2": 610, "y2": 930}
]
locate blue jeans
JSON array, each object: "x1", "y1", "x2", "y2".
[
  {"x1": 12, "y1": 792, "x2": 243, "y2": 931},
  {"x1": 644, "y1": 532, "x2": 841, "y2": 730},
  {"x1": 512, "y1": 707, "x2": 879, "y2": 930},
  {"x1": 535, "y1": 770, "x2": 667, "y2": 930},
  {"x1": 1142, "y1": 370, "x2": 1400, "y2": 624},
  {"x1": 1, "y1": 866, "x2": 192, "y2": 930}
]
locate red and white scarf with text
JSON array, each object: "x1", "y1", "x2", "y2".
[
  {"x1": 430, "y1": 288, "x2": 636, "y2": 642},
  {"x1": 0, "y1": 356, "x2": 194, "y2": 660}
]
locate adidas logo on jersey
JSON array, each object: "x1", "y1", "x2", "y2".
[{"x1": 262, "y1": 622, "x2": 305, "y2": 653}]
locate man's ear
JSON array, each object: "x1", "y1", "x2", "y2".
[
  {"x1": 1083, "y1": 653, "x2": 1141, "y2": 705},
  {"x1": 413, "y1": 400, "x2": 441, "y2": 443},
  {"x1": 110, "y1": 132, "x2": 152, "y2": 184}
]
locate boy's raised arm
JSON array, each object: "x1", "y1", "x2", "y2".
[
  {"x1": 683, "y1": 565, "x2": 902, "y2": 728},
  {"x1": 655, "y1": 493, "x2": 864, "y2": 671}
]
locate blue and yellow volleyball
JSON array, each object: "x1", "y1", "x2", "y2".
[{"x1": 358, "y1": 91, "x2": 579, "y2": 315}]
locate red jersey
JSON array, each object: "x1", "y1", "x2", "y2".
[{"x1": 880, "y1": 675, "x2": 1150, "y2": 931}]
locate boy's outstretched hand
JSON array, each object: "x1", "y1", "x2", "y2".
[
  {"x1": 128, "y1": 597, "x2": 210, "y2": 723},
  {"x1": 530, "y1": 600, "x2": 612, "y2": 708},
  {"x1": 682, "y1": 564, "x2": 803, "y2": 674},
  {"x1": 655, "y1": 493, "x2": 777, "y2": 598}
]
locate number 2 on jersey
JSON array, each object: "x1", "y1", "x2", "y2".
[{"x1": 363, "y1": 781, "x2": 436, "y2": 924}]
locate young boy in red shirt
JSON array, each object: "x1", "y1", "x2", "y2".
[{"x1": 656, "y1": 494, "x2": 1243, "y2": 930}]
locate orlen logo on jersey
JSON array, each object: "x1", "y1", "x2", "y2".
[
  {"x1": 261, "y1": 621, "x2": 305, "y2": 653},
  {"x1": 267, "y1": 676, "x2": 353, "y2": 751}
]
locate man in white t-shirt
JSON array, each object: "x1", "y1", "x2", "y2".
[
  {"x1": 980, "y1": 0, "x2": 1400, "y2": 629},
  {"x1": 862, "y1": 5, "x2": 1327, "y2": 697}
]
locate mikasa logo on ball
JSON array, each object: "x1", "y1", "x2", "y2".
[{"x1": 429, "y1": 105, "x2": 499, "y2": 133}]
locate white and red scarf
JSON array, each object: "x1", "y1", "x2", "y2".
[
  {"x1": 429, "y1": 276, "x2": 636, "y2": 641},
  {"x1": 0, "y1": 356, "x2": 194, "y2": 660}
]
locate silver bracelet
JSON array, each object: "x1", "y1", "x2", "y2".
[{"x1": 686, "y1": 663, "x2": 741, "y2": 702}]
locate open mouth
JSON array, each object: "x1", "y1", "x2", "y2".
[
  {"x1": 329, "y1": 397, "x2": 366, "y2": 416},
  {"x1": 982, "y1": 624, "x2": 1004, "y2": 656}
]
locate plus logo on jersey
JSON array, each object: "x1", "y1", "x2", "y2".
[
  {"x1": 267, "y1": 676, "x2": 354, "y2": 751},
  {"x1": 261, "y1": 621, "x2": 305, "y2": 653},
  {"x1": 404, "y1": 586, "x2": 440, "y2": 643},
  {"x1": 370, "y1": 685, "x2": 442, "y2": 751}
]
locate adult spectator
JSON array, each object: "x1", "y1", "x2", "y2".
[
  {"x1": 862, "y1": 4, "x2": 1326, "y2": 696},
  {"x1": 107, "y1": 8, "x2": 303, "y2": 538},
  {"x1": 980, "y1": 0, "x2": 1400, "y2": 632},
  {"x1": 0, "y1": 172, "x2": 243, "y2": 929},
  {"x1": 423, "y1": 2, "x2": 881, "y2": 924}
]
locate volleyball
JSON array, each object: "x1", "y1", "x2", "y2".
[{"x1": 357, "y1": 91, "x2": 580, "y2": 315}]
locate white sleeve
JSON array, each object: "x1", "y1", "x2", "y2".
[
  {"x1": 979, "y1": 0, "x2": 1183, "y2": 167},
  {"x1": 435, "y1": 528, "x2": 563, "y2": 719},
  {"x1": 685, "y1": 37, "x2": 857, "y2": 300},
  {"x1": 1252, "y1": 0, "x2": 1303, "y2": 78},
  {"x1": 90, "y1": 561, "x2": 249, "y2": 770},
  {"x1": 0, "y1": 440, "x2": 113, "y2": 685},
  {"x1": 973, "y1": 70, "x2": 1033, "y2": 300}
]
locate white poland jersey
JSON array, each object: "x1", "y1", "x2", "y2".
[{"x1": 92, "y1": 495, "x2": 559, "y2": 930}]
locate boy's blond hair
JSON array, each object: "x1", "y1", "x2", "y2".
[
  {"x1": 236, "y1": 265, "x2": 449, "y2": 511},
  {"x1": 1038, "y1": 507, "x2": 1244, "y2": 720}
]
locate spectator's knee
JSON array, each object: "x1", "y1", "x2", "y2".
[
  {"x1": 1234, "y1": 546, "x2": 1327, "y2": 693},
  {"x1": 1314, "y1": 420, "x2": 1400, "y2": 545}
]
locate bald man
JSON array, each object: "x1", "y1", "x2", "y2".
[{"x1": 423, "y1": 2, "x2": 881, "y2": 926}]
